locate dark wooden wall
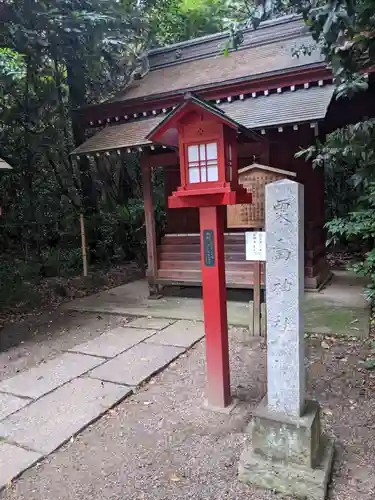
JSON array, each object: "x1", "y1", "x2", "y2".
[{"x1": 164, "y1": 167, "x2": 199, "y2": 233}]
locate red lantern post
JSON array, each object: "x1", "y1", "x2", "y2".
[{"x1": 147, "y1": 95, "x2": 253, "y2": 408}]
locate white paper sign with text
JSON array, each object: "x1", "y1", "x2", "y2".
[{"x1": 245, "y1": 231, "x2": 266, "y2": 261}]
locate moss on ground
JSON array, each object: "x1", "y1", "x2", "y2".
[{"x1": 303, "y1": 301, "x2": 368, "y2": 338}]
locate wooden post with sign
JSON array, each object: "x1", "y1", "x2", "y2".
[
  {"x1": 200, "y1": 206, "x2": 231, "y2": 408},
  {"x1": 246, "y1": 231, "x2": 266, "y2": 337}
]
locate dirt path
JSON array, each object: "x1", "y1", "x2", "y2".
[
  {"x1": 0, "y1": 260, "x2": 142, "y2": 378},
  {"x1": 0, "y1": 310, "x2": 133, "y2": 381},
  {"x1": 1, "y1": 325, "x2": 374, "y2": 500}
]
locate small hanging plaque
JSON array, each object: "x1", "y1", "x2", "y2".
[{"x1": 203, "y1": 230, "x2": 215, "y2": 267}]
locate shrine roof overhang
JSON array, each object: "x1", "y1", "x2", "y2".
[
  {"x1": 146, "y1": 94, "x2": 261, "y2": 147},
  {"x1": 71, "y1": 84, "x2": 334, "y2": 156}
]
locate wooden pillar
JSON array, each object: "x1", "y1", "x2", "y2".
[
  {"x1": 252, "y1": 261, "x2": 261, "y2": 336},
  {"x1": 141, "y1": 153, "x2": 160, "y2": 298}
]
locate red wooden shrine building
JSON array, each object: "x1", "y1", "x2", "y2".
[{"x1": 72, "y1": 15, "x2": 375, "y2": 294}]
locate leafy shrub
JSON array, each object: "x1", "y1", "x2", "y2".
[{"x1": 298, "y1": 119, "x2": 375, "y2": 301}]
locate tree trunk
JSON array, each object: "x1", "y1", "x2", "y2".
[{"x1": 66, "y1": 61, "x2": 98, "y2": 215}]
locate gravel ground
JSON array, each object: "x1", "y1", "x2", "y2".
[
  {"x1": 0, "y1": 311, "x2": 133, "y2": 380},
  {"x1": 1, "y1": 325, "x2": 375, "y2": 500}
]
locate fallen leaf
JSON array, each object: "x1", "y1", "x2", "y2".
[{"x1": 169, "y1": 473, "x2": 182, "y2": 482}]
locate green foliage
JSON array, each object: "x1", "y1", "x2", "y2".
[
  {"x1": 0, "y1": 0, "x2": 172, "y2": 313},
  {"x1": 298, "y1": 120, "x2": 375, "y2": 300},
  {"x1": 0, "y1": 48, "x2": 25, "y2": 80},
  {"x1": 0, "y1": 260, "x2": 42, "y2": 311},
  {"x1": 297, "y1": 119, "x2": 375, "y2": 220},
  {"x1": 1, "y1": 0, "x2": 238, "y2": 314},
  {"x1": 148, "y1": 0, "x2": 232, "y2": 45},
  {"x1": 226, "y1": 0, "x2": 296, "y2": 50}
]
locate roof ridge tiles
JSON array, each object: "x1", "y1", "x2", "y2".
[
  {"x1": 147, "y1": 15, "x2": 307, "y2": 70},
  {"x1": 148, "y1": 14, "x2": 302, "y2": 56}
]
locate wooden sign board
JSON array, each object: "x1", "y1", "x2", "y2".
[{"x1": 227, "y1": 163, "x2": 296, "y2": 229}]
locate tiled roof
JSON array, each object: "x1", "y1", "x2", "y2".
[
  {"x1": 222, "y1": 85, "x2": 334, "y2": 129},
  {"x1": 147, "y1": 15, "x2": 308, "y2": 69},
  {"x1": 72, "y1": 85, "x2": 333, "y2": 155},
  {"x1": 114, "y1": 17, "x2": 323, "y2": 103},
  {"x1": 72, "y1": 116, "x2": 163, "y2": 155}
]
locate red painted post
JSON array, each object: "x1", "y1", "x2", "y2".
[{"x1": 199, "y1": 205, "x2": 231, "y2": 408}]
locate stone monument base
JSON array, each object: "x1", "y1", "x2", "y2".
[{"x1": 238, "y1": 398, "x2": 334, "y2": 500}]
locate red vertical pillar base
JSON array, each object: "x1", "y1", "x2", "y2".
[{"x1": 199, "y1": 205, "x2": 231, "y2": 408}]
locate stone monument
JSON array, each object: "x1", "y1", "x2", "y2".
[{"x1": 238, "y1": 180, "x2": 334, "y2": 500}]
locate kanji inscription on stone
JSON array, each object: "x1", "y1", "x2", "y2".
[{"x1": 265, "y1": 179, "x2": 305, "y2": 417}]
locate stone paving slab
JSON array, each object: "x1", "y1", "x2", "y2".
[
  {"x1": 0, "y1": 443, "x2": 42, "y2": 490},
  {"x1": 127, "y1": 317, "x2": 175, "y2": 330},
  {"x1": 0, "y1": 352, "x2": 105, "y2": 400},
  {"x1": 144, "y1": 319, "x2": 204, "y2": 348},
  {"x1": 64, "y1": 274, "x2": 370, "y2": 337},
  {"x1": 0, "y1": 393, "x2": 31, "y2": 421},
  {"x1": 68, "y1": 327, "x2": 156, "y2": 358},
  {"x1": 88, "y1": 342, "x2": 184, "y2": 387},
  {"x1": 0, "y1": 378, "x2": 132, "y2": 455}
]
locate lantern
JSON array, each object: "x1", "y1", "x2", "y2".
[{"x1": 147, "y1": 94, "x2": 252, "y2": 208}]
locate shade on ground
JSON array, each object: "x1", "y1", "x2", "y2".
[{"x1": 63, "y1": 270, "x2": 370, "y2": 338}]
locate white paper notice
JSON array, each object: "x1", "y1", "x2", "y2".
[{"x1": 245, "y1": 231, "x2": 266, "y2": 261}]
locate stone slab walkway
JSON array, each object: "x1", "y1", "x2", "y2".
[
  {"x1": 1, "y1": 326, "x2": 374, "y2": 500},
  {"x1": 63, "y1": 270, "x2": 370, "y2": 338},
  {"x1": 0, "y1": 318, "x2": 204, "y2": 490}
]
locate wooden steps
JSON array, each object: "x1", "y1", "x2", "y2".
[
  {"x1": 157, "y1": 269, "x2": 257, "y2": 286},
  {"x1": 157, "y1": 233, "x2": 263, "y2": 288}
]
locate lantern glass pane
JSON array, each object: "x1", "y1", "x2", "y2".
[
  {"x1": 206, "y1": 143, "x2": 217, "y2": 160},
  {"x1": 199, "y1": 144, "x2": 206, "y2": 160},
  {"x1": 188, "y1": 167, "x2": 200, "y2": 183},
  {"x1": 207, "y1": 165, "x2": 218, "y2": 181},
  {"x1": 188, "y1": 145, "x2": 199, "y2": 162}
]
